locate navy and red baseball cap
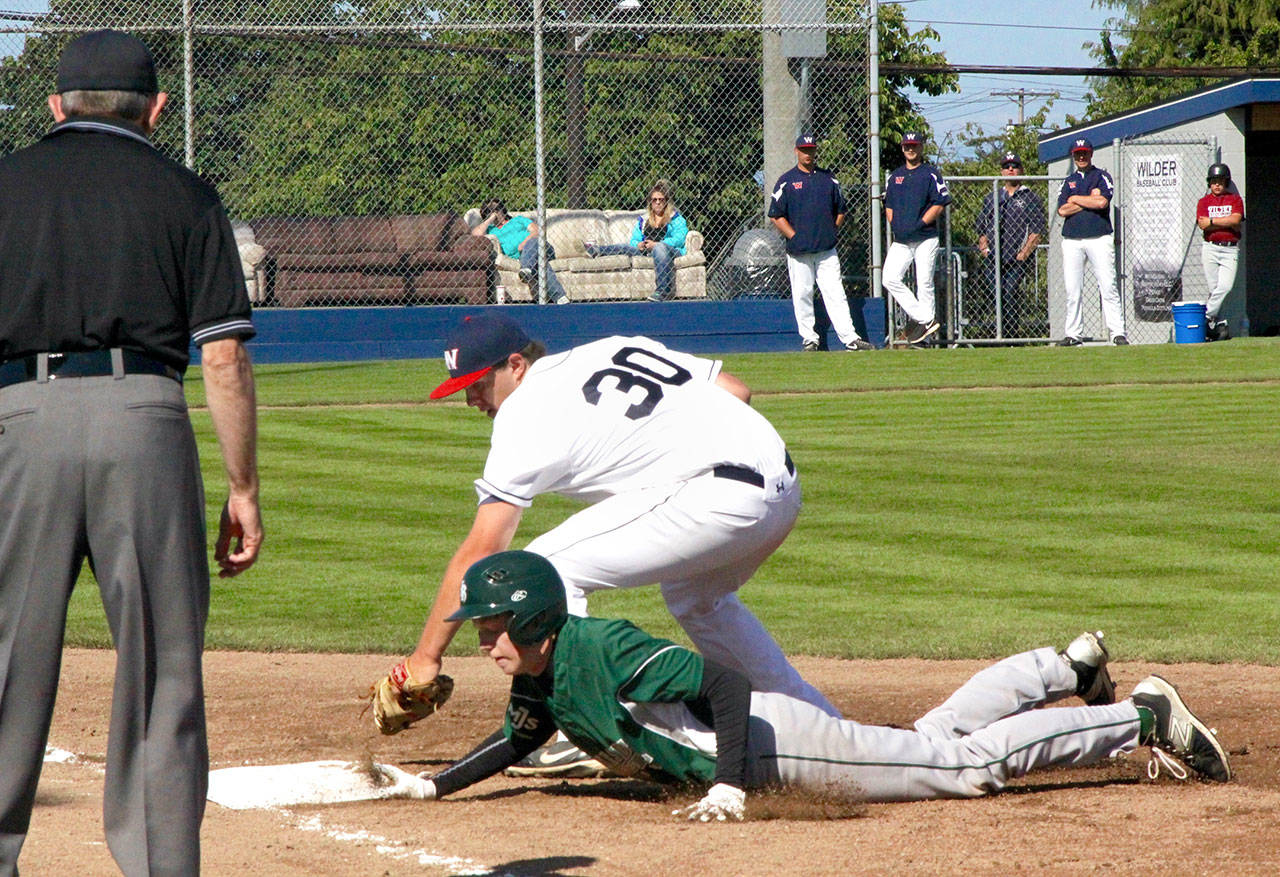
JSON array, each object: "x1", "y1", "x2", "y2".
[
  {"x1": 795, "y1": 133, "x2": 817, "y2": 149},
  {"x1": 429, "y1": 312, "x2": 531, "y2": 399},
  {"x1": 56, "y1": 30, "x2": 158, "y2": 94},
  {"x1": 901, "y1": 131, "x2": 925, "y2": 146},
  {"x1": 1001, "y1": 152, "x2": 1022, "y2": 168},
  {"x1": 1071, "y1": 138, "x2": 1094, "y2": 154}
]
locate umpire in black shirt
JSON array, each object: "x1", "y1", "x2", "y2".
[{"x1": 0, "y1": 30, "x2": 262, "y2": 875}]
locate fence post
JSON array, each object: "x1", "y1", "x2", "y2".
[
  {"x1": 533, "y1": 0, "x2": 548, "y2": 304},
  {"x1": 868, "y1": 0, "x2": 883, "y2": 312},
  {"x1": 183, "y1": 0, "x2": 195, "y2": 169}
]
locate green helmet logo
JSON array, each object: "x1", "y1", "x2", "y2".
[{"x1": 447, "y1": 550, "x2": 568, "y2": 646}]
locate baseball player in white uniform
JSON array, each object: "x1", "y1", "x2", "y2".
[
  {"x1": 1056, "y1": 138, "x2": 1127, "y2": 345},
  {"x1": 372, "y1": 312, "x2": 838, "y2": 763}
]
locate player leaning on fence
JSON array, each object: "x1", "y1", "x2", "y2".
[
  {"x1": 883, "y1": 131, "x2": 951, "y2": 347},
  {"x1": 404, "y1": 550, "x2": 1230, "y2": 822},
  {"x1": 0, "y1": 30, "x2": 262, "y2": 876},
  {"x1": 1197, "y1": 163, "x2": 1243, "y2": 342}
]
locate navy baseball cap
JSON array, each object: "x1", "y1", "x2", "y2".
[
  {"x1": 1071, "y1": 138, "x2": 1094, "y2": 154},
  {"x1": 1001, "y1": 152, "x2": 1022, "y2": 167},
  {"x1": 429, "y1": 313, "x2": 531, "y2": 399},
  {"x1": 901, "y1": 132, "x2": 924, "y2": 145},
  {"x1": 56, "y1": 30, "x2": 158, "y2": 94},
  {"x1": 795, "y1": 133, "x2": 817, "y2": 148}
]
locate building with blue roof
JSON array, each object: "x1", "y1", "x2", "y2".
[{"x1": 1038, "y1": 77, "x2": 1280, "y2": 339}]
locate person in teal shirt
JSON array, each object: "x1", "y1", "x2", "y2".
[
  {"x1": 587, "y1": 180, "x2": 688, "y2": 301},
  {"x1": 406, "y1": 550, "x2": 1230, "y2": 822},
  {"x1": 472, "y1": 197, "x2": 568, "y2": 304}
]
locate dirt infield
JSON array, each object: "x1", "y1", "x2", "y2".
[{"x1": 26, "y1": 649, "x2": 1280, "y2": 875}]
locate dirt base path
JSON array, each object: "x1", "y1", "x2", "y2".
[{"x1": 24, "y1": 649, "x2": 1280, "y2": 875}]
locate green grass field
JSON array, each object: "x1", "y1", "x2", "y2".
[{"x1": 65, "y1": 339, "x2": 1280, "y2": 663}]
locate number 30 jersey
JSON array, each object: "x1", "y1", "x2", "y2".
[{"x1": 475, "y1": 336, "x2": 789, "y2": 506}]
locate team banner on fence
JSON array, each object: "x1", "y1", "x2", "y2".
[{"x1": 1126, "y1": 152, "x2": 1186, "y2": 322}]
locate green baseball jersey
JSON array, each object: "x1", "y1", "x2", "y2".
[{"x1": 502, "y1": 616, "x2": 719, "y2": 783}]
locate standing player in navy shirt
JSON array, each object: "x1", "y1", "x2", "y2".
[
  {"x1": 883, "y1": 131, "x2": 951, "y2": 346},
  {"x1": 1056, "y1": 138, "x2": 1127, "y2": 345},
  {"x1": 768, "y1": 134, "x2": 874, "y2": 351}
]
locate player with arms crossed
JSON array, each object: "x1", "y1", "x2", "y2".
[
  {"x1": 370, "y1": 313, "x2": 838, "y2": 769},
  {"x1": 404, "y1": 551, "x2": 1229, "y2": 820},
  {"x1": 1056, "y1": 138, "x2": 1127, "y2": 346},
  {"x1": 1196, "y1": 163, "x2": 1243, "y2": 342}
]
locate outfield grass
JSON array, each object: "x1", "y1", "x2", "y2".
[{"x1": 65, "y1": 339, "x2": 1280, "y2": 663}]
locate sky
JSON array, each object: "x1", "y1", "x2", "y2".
[{"x1": 897, "y1": 0, "x2": 1120, "y2": 155}]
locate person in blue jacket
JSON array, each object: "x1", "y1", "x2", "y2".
[{"x1": 587, "y1": 179, "x2": 689, "y2": 302}]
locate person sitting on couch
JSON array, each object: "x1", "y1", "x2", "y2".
[
  {"x1": 471, "y1": 197, "x2": 568, "y2": 304},
  {"x1": 587, "y1": 179, "x2": 689, "y2": 302}
]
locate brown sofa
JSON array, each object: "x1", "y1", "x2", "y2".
[{"x1": 249, "y1": 214, "x2": 493, "y2": 307}]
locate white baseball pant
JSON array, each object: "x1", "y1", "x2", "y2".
[
  {"x1": 882, "y1": 238, "x2": 939, "y2": 324},
  {"x1": 743, "y1": 647, "x2": 1141, "y2": 800},
  {"x1": 1061, "y1": 235, "x2": 1125, "y2": 339},
  {"x1": 525, "y1": 467, "x2": 840, "y2": 717},
  {"x1": 786, "y1": 249, "x2": 861, "y2": 347},
  {"x1": 1200, "y1": 241, "x2": 1239, "y2": 321}
]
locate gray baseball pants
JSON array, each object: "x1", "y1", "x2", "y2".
[
  {"x1": 745, "y1": 647, "x2": 1141, "y2": 800},
  {"x1": 0, "y1": 370, "x2": 209, "y2": 876}
]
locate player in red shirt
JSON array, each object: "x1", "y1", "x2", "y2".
[{"x1": 1195, "y1": 163, "x2": 1244, "y2": 341}]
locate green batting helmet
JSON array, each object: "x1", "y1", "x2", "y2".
[{"x1": 447, "y1": 550, "x2": 568, "y2": 646}]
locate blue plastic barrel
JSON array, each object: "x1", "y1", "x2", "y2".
[{"x1": 1171, "y1": 302, "x2": 1207, "y2": 344}]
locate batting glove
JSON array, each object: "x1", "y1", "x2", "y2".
[
  {"x1": 673, "y1": 783, "x2": 745, "y2": 822},
  {"x1": 366, "y1": 764, "x2": 437, "y2": 800}
]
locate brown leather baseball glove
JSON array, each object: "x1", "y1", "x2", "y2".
[{"x1": 369, "y1": 660, "x2": 454, "y2": 735}]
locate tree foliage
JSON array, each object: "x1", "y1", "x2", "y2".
[
  {"x1": 939, "y1": 103, "x2": 1054, "y2": 251},
  {"x1": 1085, "y1": 0, "x2": 1280, "y2": 117}
]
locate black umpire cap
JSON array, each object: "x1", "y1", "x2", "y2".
[{"x1": 56, "y1": 30, "x2": 158, "y2": 95}]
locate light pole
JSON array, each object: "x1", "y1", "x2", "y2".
[{"x1": 565, "y1": 0, "x2": 640, "y2": 208}]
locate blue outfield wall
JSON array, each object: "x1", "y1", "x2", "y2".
[{"x1": 239, "y1": 297, "x2": 888, "y2": 364}]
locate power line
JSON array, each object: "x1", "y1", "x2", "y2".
[
  {"x1": 990, "y1": 88, "x2": 1059, "y2": 125},
  {"x1": 884, "y1": 62, "x2": 1280, "y2": 78},
  {"x1": 905, "y1": 17, "x2": 1124, "y2": 35}
]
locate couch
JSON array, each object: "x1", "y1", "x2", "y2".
[
  {"x1": 463, "y1": 208, "x2": 707, "y2": 302},
  {"x1": 245, "y1": 213, "x2": 493, "y2": 307}
]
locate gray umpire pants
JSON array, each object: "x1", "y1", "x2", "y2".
[{"x1": 0, "y1": 370, "x2": 209, "y2": 876}]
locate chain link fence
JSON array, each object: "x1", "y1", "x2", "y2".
[
  {"x1": 882, "y1": 176, "x2": 1055, "y2": 346},
  {"x1": 0, "y1": 2, "x2": 871, "y2": 308},
  {"x1": 1114, "y1": 134, "x2": 1217, "y2": 344},
  {"x1": 888, "y1": 137, "x2": 1216, "y2": 347}
]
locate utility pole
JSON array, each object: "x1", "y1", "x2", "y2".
[{"x1": 990, "y1": 88, "x2": 1058, "y2": 126}]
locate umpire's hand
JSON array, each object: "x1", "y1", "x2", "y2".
[{"x1": 215, "y1": 494, "x2": 262, "y2": 577}]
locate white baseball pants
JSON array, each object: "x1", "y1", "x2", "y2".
[
  {"x1": 743, "y1": 647, "x2": 1141, "y2": 800},
  {"x1": 525, "y1": 467, "x2": 840, "y2": 717},
  {"x1": 882, "y1": 238, "x2": 939, "y2": 324},
  {"x1": 786, "y1": 249, "x2": 861, "y2": 346},
  {"x1": 1200, "y1": 241, "x2": 1239, "y2": 321},
  {"x1": 1061, "y1": 235, "x2": 1125, "y2": 339}
]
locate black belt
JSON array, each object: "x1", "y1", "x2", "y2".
[
  {"x1": 1208, "y1": 239, "x2": 1238, "y2": 247},
  {"x1": 0, "y1": 350, "x2": 182, "y2": 389},
  {"x1": 712, "y1": 451, "x2": 795, "y2": 489}
]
